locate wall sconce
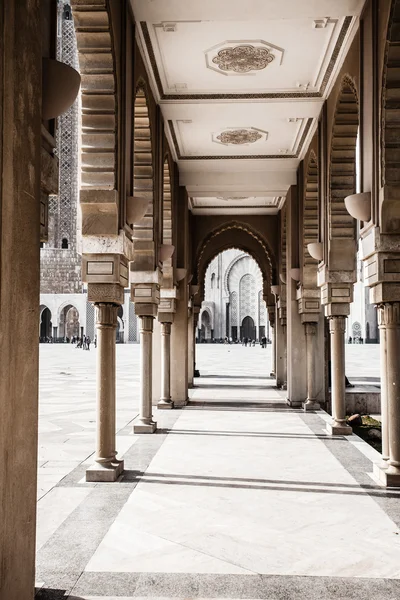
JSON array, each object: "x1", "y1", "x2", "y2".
[
  {"x1": 175, "y1": 268, "x2": 187, "y2": 282},
  {"x1": 159, "y1": 244, "x2": 175, "y2": 262},
  {"x1": 290, "y1": 268, "x2": 301, "y2": 281},
  {"x1": 307, "y1": 242, "x2": 323, "y2": 261},
  {"x1": 344, "y1": 192, "x2": 371, "y2": 222},
  {"x1": 42, "y1": 58, "x2": 81, "y2": 120},
  {"x1": 126, "y1": 196, "x2": 149, "y2": 225}
]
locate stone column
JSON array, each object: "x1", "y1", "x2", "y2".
[
  {"x1": 171, "y1": 282, "x2": 189, "y2": 406},
  {"x1": 135, "y1": 315, "x2": 157, "y2": 432},
  {"x1": 53, "y1": 326, "x2": 58, "y2": 340},
  {"x1": 188, "y1": 306, "x2": 194, "y2": 388},
  {"x1": 86, "y1": 303, "x2": 124, "y2": 481},
  {"x1": 275, "y1": 314, "x2": 287, "y2": 389},
  {"x1": 326, "y1": 316, "x2": 352, "y2": 435},
  {"x1": 158, "y1": 321, "x2": 173, "y2": 408},
  {"x1": 194, "y1": 305, "x2": 201, "y2": 377},
  {"x1": 374, "y1": 303, "x2": 400, "y2": 486},
  {"x1": 303, "y1": 322, "x2": 321, "y2": 411},
  {"x1": 270, "y1": 323, "x2": 276, "y2": 377},
  {"x1": 378, "y1": 306, "x2": 389, "y2": 463}
]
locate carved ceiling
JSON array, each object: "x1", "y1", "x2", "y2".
[{"x1": 131, "y1": 0, "x2": 365, "y2": 215}]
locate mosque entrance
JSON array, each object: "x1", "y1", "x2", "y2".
[
  {"x1": 241, "y1": 316, "x2": 256, "y2": 341},
  {"x1": 40, "y1": 307, "x2": 52, "y2": 341}
]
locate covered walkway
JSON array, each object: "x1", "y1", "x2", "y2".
[{"x1": 36, "y1": 347, "x2": 400, "y2": 599}]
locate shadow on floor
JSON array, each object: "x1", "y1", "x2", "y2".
[
  {"x1": 199, "y1": 374, "x2": 271, "y2": 380},
  {"x1": 120, "y1": 470, "x2": 400, "y2": 499},
  {"x1": 35, "y1": 589, "x2": 84, "y2": 600}
]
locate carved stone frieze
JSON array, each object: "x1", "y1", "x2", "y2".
[
  {"x1": 212, "y1": 45, "x2": 274, "y2": 74},
  {"x1": 217, "y1": 129, "x2": 262, "y2": 145},
  {"x1": 87, "y1": 283, "x2": 124, "y2": 305}
]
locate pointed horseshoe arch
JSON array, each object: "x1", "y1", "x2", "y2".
[
  {"x1": 329, "y1": 75, "x2": 359, "y2": 242},
  {"x1": 133, "y1": 85, "x2": 154, "y2": 242},
  {"x1": 303, "y1": 151, "x2": 319, "y2": 283},
  {"x1": 162, "y1": 157, "x2": 173, "y2": 266},
  {"x1": 70, "y1": 1, "x2": 117, "y2": 189}
]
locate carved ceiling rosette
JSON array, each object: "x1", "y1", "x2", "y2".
[
  {"x1": 212, "y1": 45, "x2": 275, "y2": 74},
  {"x1": 217, "y1": 129, "x2": 262, "y2": 145}
]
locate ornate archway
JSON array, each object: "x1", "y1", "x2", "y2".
[
  {"x1": 132, "y1": 85, "x2": 154, "y2": 242},
  {"x1": 329, "y1": 75, "x2": 359, "y2": 250}
]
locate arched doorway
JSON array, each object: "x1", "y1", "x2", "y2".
[
  {"x1": 40, "y1": 307, "x2": 52, "y2": 341},
  {"x1": 58, "y1": 304, "x2": 80, "y2": 339},
  {"x1": 200, "y1": 310, "x2": 211, "y2": 341},
  {"x1": 241, "y1": 316, "x2": 256, "y2": 341}
]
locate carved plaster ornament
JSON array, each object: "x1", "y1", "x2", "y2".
[
  {"x1": 217, "y1": 129, "x2": 262, "y2": 145},
  {"x1": 212, "y1": 45, "x2": 274, "y2": 74}
]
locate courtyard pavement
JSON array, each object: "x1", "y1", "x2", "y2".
[{"x1": 36, "y1": 343, "x2": 400, "y2": 600}]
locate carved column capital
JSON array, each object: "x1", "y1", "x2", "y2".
[
  {"x1": 139, "y1": 315, "x2": 154, "y2": 334},
  {"x1": 95, "y1": 303, "x2": 118, "y2": 328},
  {"x1": 161, "y1": 322, "x2": 172, "y2": 336},
  {"x1": 304, "y1": 322, "x2": 318, "y2": 336},
  {"x1": 378, "y1": 302, "x2": 400, "y2": 329},
  {"x1": 328, "y1": 315, "x2": 347, "y2": 335}
]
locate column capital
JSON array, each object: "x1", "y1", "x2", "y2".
[
  {"x1": 139, "y1": 315, "x2": 154, "y2": 333},
  {"x1": 131, "y1": 282, "x2": 160, "y2": 317},
  {"x1": 161, "y1": 322, "x2": 172, "y2": 335},
  {"x1": 304, "y1": 322, "x2": 318, "y2": 336},
  {"x1": 328, "y1": 315, "x2": 347, "y2": 334},
  {"x1": 377, "y1": 302, "x2": 400, "y2": 329},
  {"x1": 95, "y1": 303, "x2": 118, "y2": 328}
]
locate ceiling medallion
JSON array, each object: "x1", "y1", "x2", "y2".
[
  {"x1": 212, "y1": 45, "x2": 275, "y2": 74},
  {"x1": 217, "y1": 129, "x2": 262, "y2": 145}
]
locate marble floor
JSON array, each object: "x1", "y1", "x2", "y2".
[{"x1": 36, "y1": 343, "x2": 400, "y2": 600}]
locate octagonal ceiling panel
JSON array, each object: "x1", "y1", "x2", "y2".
[{"x1": 140, "y1": 17, "x2": 352, "y2": 97}]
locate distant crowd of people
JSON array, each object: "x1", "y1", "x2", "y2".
[
  {"x1": 199, "y1": 336, "x2": 270, "y2": 347},
  {"x1": 72, "y1": 335, "x2": 95, "y2": 350},
  {"x1": 348, "y1": 337, "x2": 364, "y2": 344}
]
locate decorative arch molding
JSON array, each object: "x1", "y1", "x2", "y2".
[
  {"x1": 302, "y1": 150, "x2": 319, "y2": 288},
  {"x1": 228, "y1": 256, "x2": 262, "y2": 296},
  {"x1": 223, "y1": 252, "x2": 248, "y2": 295},
  {"x1": 196, "y1": 222, "x2": 275, "y2": 303},
  {"x1": 380, "y1": 0, "x2": 400, "y2": 233},
  {"x1": 199, "y1": 304, "x2": 214, "y2": 331},
  {"x1": 57, "y1": 301, "x2": 80, "y2": 325},
  {"x1": 382, "y1": 0, "x2": 400, "y2": 188},
  {"x1": 71, "y1": 1, "x2": 117, "y2": 190},
  {"x1": 162, "y1": 156, "x2": 173, "y2": 282},
  {"x1": 132, "y1": 84, "x2": 154, "y2": 243},
  {"x1": 329, "y1": 74, "x2": 359, "y2": 242}
]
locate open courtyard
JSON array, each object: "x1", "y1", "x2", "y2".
[{"x1": 34, "y1": 343, "x2": 400, "y2": 600}]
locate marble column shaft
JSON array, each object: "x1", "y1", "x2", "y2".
[
  {"x1": 378, "y1": 306, "x2": 389, "y2": 463},
  {"x1": 328, "y1": 316, "x2": 352, "y2": 435},
  {"x1": 136, "y1": 315, "x2": 157, "y2": 431},
  {"x1": 381, "y1": 303, "x2": 400, "y2": 476},
  {"x1": 160, "y1": 321, "x2": 173, "y2": 406},
  {"x1": 95, "y1": 303, "x2": 118, "y2": 466},
  {"x1": 303, "y1": 322, "x2": 320, "y2": 410},
  {"x1": 270, "y1": 324, "x2": 276, "y2": 377}
]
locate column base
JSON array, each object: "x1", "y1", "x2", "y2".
[
  {"x1": 286, "y1": 399, "x2": 303, "y2": 408},
  {"x1": 373, "y1": 462, "x2": 400, "y2": 487},
  {"x1": 326, "y1": 422, "x2": 352, "y2": 436},
  {"x1": 86, "y1": 459, "x2": 124, "y2": 483},
  {"x1": 303, "y1": 400, "x2": 321, "y2": 411},
  {"x1": 174, "y1": 399, "x2": 188, "y2": 407},
  {"x1": 133, "y1": 421, "x2": 157, "y2": 434},
  {"x1": 157, "y1": 399, "x2": 174, "y2": 410}
]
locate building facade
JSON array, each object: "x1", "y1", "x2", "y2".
[{"x1": 199, "y1": 249, "x2": 269, "y2": 341}]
